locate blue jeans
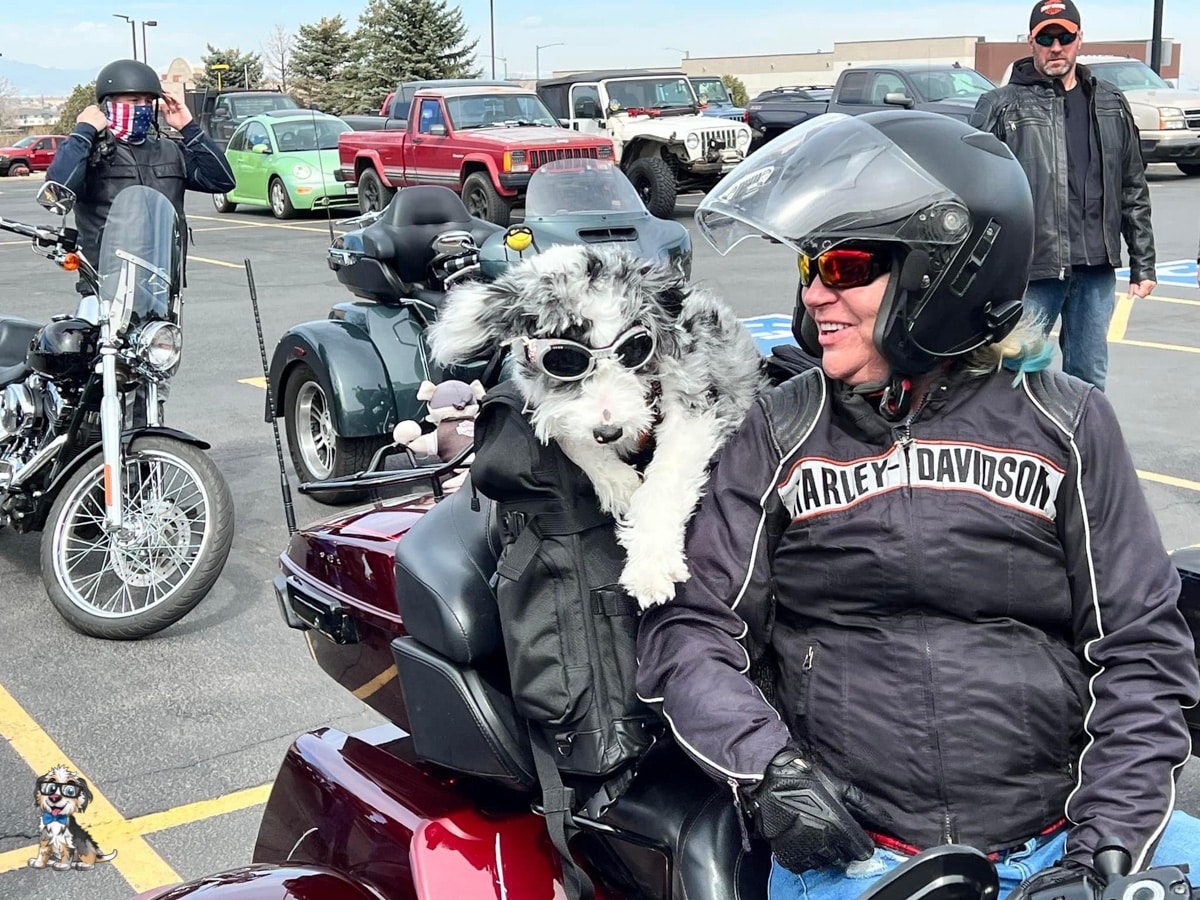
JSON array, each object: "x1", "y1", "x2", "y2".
[
  {"x1": 768, "y1": 811, "x2": 1200, "y2": 900},
  {"x1": 1023, "y1": 267, "x2": 1117, "y2": 391}
]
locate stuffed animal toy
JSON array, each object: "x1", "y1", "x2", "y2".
[{"x1": 393, "y1": 379, "x2": 485, "y2": 462}]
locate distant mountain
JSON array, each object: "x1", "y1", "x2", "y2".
[{"x1": 0, "y1": 59, "x2": 98, "y2": 97}]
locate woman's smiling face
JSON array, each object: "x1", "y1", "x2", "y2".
[{"x1": 802, "y1": 269, "x2": 892, "y2": 386}]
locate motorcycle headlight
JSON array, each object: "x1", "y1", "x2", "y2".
[
  {"x1": 292, "y1": 163, "x2": 314, "y2": 179},
  {"x1": 136, "y1": 321, "x2": 183, "y2": 371},
  {"x1": 686, "y1": 133, "x2": 701, "y2": 150}
]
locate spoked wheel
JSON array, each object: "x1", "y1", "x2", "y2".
[
  {"x1": 40, "y1": 436, "x2": 235, "y2": 640},
  {"x1": 283, "y1": 364, "x2": 386, "y2": 505}
]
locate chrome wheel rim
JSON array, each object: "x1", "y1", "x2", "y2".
[
  {"x1": 52, "y1": 450, "x2": 213, "y2": 618},
  {"x1": 295, "y1": 380, "x2": 335, "y2": 479},
  {"x1": 271, "y1": 181, "x2": 287, "y2": 216}
]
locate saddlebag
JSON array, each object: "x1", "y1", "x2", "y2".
[{"x1": 470, "y1": 382, "x2": 661, "y2": 899}]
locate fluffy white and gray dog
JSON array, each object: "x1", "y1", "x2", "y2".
[{"x1": 428, "y1": 243, "x2": 766, "y2": 607}]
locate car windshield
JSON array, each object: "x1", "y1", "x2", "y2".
[
  {"x1": 447, "y1": 93, "x2": 559, "y2": 129},
  {"x1": 908, "y1": 69, "x2": 995, "y2": 101},
  {"x1": 606, "y1": 77, "x2": 697, "y2": 111},
  {"x1": 269, "y1": 118, "x2": 351, "y2": 152},
  {"x1": 230, "y1": 94, "x2": 300, "y2": 117},
  {"x1": 1087, "y1": 61, "x2": 1171, "y2": 90},
  {"x1": 692, "y1": 78, "x2": 732, "y2": 105},
  {"x1": 525, "y1": 158, "x2": 646, "y2": 217},
  {"x1": 10, "y1": 136, "x2": 39, "y2": 149}
]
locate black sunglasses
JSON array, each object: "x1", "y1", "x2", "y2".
[
  {"x1": 39, "y1": 782, "x2": 80, "y2": 798},
  {"x1": 516, "y1": 326, "x2": 656, "y2": 382},
  {"x1": 1034, "y1": 31, "x2": 1078, "y2": 47}
]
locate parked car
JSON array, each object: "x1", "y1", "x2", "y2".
[
  {"x1": 212, "y1": 111, "x2": 357, "y2": 218},
  {"x1": 0, "y1": 135, "x2": 66, "y2": 176},
  {"x1": 336, "y1": 85, "x2": 614, "y2": 225},
  {"x1": 536, "y1": 69, "x2": 753, "y2": 219},
  {"x1": 744, "y1": 64, "x2": 994, "y2": 149},
  {"x1": 744, "y1": 85, "x2": 834, "y2": 148},
  {"x1": 689, "y1": 75, "x2": 748, "y2": 122},
  {"x1": 340, "y1": 80, "x2": 516, "y2": 134},
  {"x1": 1001, "y1": 54, "x2": 1200, "y2": 176},
  {"x1": 184, "y1": 87, "x2": 301, "y2": 150}
]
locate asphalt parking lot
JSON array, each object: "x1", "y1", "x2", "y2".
[{"x1": 0, "y1": 164, "x2": 1198, "y2": 900}]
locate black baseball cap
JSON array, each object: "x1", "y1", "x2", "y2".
[{"x1": 1029, "y1": 0, "x2": 1081, "y2": 37}]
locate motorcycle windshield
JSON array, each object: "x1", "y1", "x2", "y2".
[
  {"x1": 98, "y1": 185, "x2": 181, "y2": 325},
  {"x1": 524, "y1": 159, "x2": 646, "y2": 218}
]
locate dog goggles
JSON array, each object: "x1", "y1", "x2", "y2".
[
  {"x1": 39, "y1": 782, "x2": 79, "y2": 797},
  {"x1": 798, "y1": 246, "x2": 891, "y2": 290},
  {"x1": 516, "y1": 326, "x2": 656, "y2": 381},
  {"x1": 1034, "y1": 30, "x2": 1078, "y2": 47}
]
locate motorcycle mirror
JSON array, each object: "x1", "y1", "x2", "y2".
[
  {"x1": 859, "y1": 845, "x2": 998, "y2": 900},
  {"x1": 37, "y1": 182, "x2": 76, "y2": 216}
]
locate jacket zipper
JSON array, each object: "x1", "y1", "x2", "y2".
[
  {"x1": 795, "y1": 645, "x2": 816, "y2": 720},
  {"x1": 1053, "y1": 91, "x2": 1068, "y2": 280},
  {"x1": 918, "y1": 613, "x2": 955, "y2": 843},
  {"x1": 891, "y1": 390, "x2": 932, "y2": 491},
  {"x1": 1090, "y1": 87, "x2": 1114, "y2": 266}
]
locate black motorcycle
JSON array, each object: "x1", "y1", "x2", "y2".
[{"x1": 0, "y1": 183, "x2": 234, "y2": 639}]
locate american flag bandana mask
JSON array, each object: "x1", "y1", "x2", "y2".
[{"x1": 105, "y1": 100, "x2": 155, "y2": 144}]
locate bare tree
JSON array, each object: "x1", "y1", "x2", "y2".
[
  {"x1": 263, "y1": 24, "x2": 295, "y2": 93},
  {"x1": 0, "y1": 76, "x2": 18, "y2": 135}
]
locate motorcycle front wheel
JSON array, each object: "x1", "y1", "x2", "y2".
[{"x1": 40, "y1": 436, "x2": 235, "y2": 640}]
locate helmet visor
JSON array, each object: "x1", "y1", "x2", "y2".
[{"x1": 696, "y1": 114, "x2": 970, "y2": 257}]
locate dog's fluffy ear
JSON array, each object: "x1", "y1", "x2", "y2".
[
  {"x1": 427, "y1": 278, "x2": 528, "y2": 366},
  {"x1": 638, "y1": 261, "x2": 688, "y2": 320}
]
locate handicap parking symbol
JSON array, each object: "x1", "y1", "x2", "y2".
[
  {"x1": 740, "y1": 314, "x2": 798, "y2": 354},
  {"x1": 1117, "y1": 259, "x2": 1197, "y2": 289}
]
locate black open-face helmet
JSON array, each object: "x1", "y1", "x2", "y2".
[
  {"x1": 696, "y1": 111, "x2": 1034, "y2": 380},
  {"x1": 95, "y1": 59, "x2": 164, "y2": 103}
]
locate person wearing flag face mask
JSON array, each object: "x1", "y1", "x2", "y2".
[
  {"x1": 46, "y1": 59, "x2": 236, "y2": 287},
  {"x1": 635, "y1": 110, "x2": 1200, "y2": 900}
]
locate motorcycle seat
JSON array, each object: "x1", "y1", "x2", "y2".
[
  {"x1": 0, "y1": 363, "x2": 31, "y2": 386},
  {"x1": 361, "y1": 186, "x2": 501, "y2": 283},
  {"x1": 0, "y1": 317, "x2": 41, "y2": 369}
]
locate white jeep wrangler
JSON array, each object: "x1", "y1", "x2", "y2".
[{"x1": 537, "y1": 69, "x2": 753, "y2": 218}]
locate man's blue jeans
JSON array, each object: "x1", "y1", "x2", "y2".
[
  {"x1": 768, "y1": 811, "x2": 1200, "y2": 900},
  {"x1": 1023, "y1": 266, "x2": 1117, "y2": 391}
]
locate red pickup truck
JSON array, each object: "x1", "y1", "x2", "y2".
[
  {"x1": 0, "y1": 135, "x2": 66, "y2": 176},
  {"x1": 336, "y1": 85, "x2": 614, "y2": 225}
]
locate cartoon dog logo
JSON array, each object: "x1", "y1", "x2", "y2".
[{"x1": 27, "y1": 765, "x2": 117, "y2": 871}]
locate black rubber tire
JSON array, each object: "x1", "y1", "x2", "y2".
[
  {"x1": 461, "y1": 171, "x2": 512, "y2": 226},
  {"x1": 626, "y1": 157, "x2": 677, "y2": 219},
  {"x1": 5, "y1": 159, "x2": 31, "y2": 177},
  {"x1": 357, "y1": 168, "x2": 395, "y2": 214},
  {"x1": 40, "y1": 437, "x2": 235, "y2": 640},
  {"x1": 283, "y1": 363, "x2": 387, "y2": 505},
  {"x1": 1177, "y1": 162, "x2": 1200, "y2": 177},
  {"x1": 269, "y1": 177, "x2": 297, "y2": 219},
  {"x1": 212, "y1": 191, "x2": 237, "y2": 213}
]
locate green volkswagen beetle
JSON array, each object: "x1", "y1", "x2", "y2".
[{"x1": 212, "y1": 111, "x2": 357, "y2": 219}]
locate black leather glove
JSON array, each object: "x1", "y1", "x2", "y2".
[
  {"x1": 741, "y1": 747, "x2": 875, "y2": 874},
  {"x1": 1008, "y1": 862, "x2": 1098, "y2": 900}
]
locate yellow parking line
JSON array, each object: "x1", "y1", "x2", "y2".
[
  {"x1": 189, "y1": 214, "x2": 333, "y2": 234},
  {"x1": 1137, "y1": 470, "x2": 1200, "y2": 493},
  {"x1": 239, "y1": 376, "x2": 268, "y2": 388},
  {"x1": 353, "y1": 664, "x2": 398, "y2": 701},
  {"x1": 0, "y1": 684, "x2": 180, "y2": 890},
  {"x1": 1114, "y1": 338, "x2": 1200, "y2": 355},
  {"x1": 128, "y1": 784, "x2": 273, "y2": 834},
  {"x1": 1145, "y1": 294, "x2": 1200, "y2": 308},
  {"x1": 190, "y1": 255, "x2": 245, "y2": 270},
  {"x1": 1107, "y1": 293, "x2": 1135, "y2": 342}
]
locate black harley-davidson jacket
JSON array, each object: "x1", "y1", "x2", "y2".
[
  {"x1": 636, "y1": 365, "x2": 1197, "y2": 869},
  {"x1": 969, "y1": 60, "x2": 1155, "y2": 284}
]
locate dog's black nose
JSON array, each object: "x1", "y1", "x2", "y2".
[{"x1": 593, "y1": 425, "x2": 623, "y2": 444}]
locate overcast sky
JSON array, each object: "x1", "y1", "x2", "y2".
[{"x1": 4, "y1": 1, "x2": 1196, "y2": 85}]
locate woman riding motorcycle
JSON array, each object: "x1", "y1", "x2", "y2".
[{"x1": 635, "y1": 111, "x2": 1200, "y2": 900}]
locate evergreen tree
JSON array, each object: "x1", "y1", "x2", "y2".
[
  {"x1": 194, "y1": 45, "x2": 266, "y2": 90},
  {"x1": 722, "y1": 74, "x2": 750, "y2": 108},
  {"x1": 54, "y1": 83, "x2": 96, "y2": 135},
  {"x1": 290, "y1": 16, "x2": 359, "y2": 113},
  {"x1": 352, "y1": 0, "x2": 480, "y2": 106}
]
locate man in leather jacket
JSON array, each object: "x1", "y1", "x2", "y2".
[
  {"x1": 46, "y1": 59, "x2": 236, "y2": 288},
  {"x1": 969, "y1": 0, "x2": 1155, "y2": 392}
]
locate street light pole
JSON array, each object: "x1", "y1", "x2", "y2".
[
  {"x1": 489, "y1": 0, "x2": 496, "y2": 79},
  {"x1": 1150, "y1": 0, "x2": 1165, "y2": 73},
  {"x1": 665, "y1": 47, "x2": 691, "y2": 60},
  {"x1": 535, "y1": 42, "x2": 564, "y2": 83},
  {"x1": 142, "y1": 20, "x2": 157, "y2": 68},
  {"x1": 112, "y1": 13, "x2": 137, "y2": 60}
]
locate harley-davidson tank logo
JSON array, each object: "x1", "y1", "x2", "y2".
[{"x1": 778, "y1": 440, "x2": 1065, "y2": 521}]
